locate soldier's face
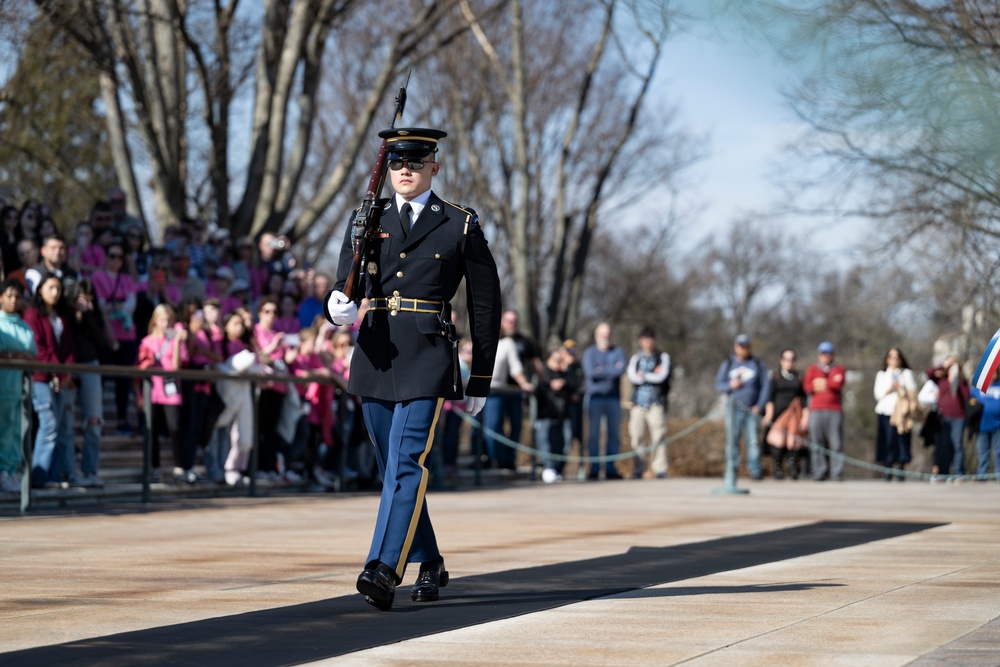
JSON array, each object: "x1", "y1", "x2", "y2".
[{"x1": 390, "y1": 156, "x2": 438, "y2": 200}]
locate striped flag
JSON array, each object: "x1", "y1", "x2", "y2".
[{"x1": 972, "y1": 326, "x2": 1000, "y2": 393}]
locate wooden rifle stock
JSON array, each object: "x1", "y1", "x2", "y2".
[{"x1": 342, "y1": 83, "x2": 408, "y2": 302}]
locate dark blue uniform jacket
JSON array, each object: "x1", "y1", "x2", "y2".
[{"x1": 329, "y1": 191, "x2": 501, "y2": 402}]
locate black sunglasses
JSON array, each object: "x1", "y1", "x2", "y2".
[{"x1": 388, "y1": 159, "x2": 431, "y2": 171}]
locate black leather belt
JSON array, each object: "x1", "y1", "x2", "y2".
[{"x1": 369, "y1": 295, "x2": 443, "y2": 316}]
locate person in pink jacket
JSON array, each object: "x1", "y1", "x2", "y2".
[{"x1": 137, "y1": 304, "x2": 188, "y2": 483}]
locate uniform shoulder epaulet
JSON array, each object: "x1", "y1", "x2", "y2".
[{"x1": 440, "y1": 198, "x2": 479, "y2": 226}]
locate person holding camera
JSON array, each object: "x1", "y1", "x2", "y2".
[
  {"x1": 136, "y1": 304, "x2": 188, "y2": 484},
  {"x1": 259, "y1": 232, "x2": 294, "y2": 279}
]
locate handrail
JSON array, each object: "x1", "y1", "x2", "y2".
[
  {"x1": 0, "y1": 358, "x2": 347, "y2": 388},
  {"x1": 0, "y1": 357, "x2": 352, "y2": 512}
]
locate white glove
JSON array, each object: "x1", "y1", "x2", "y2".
[
  {"x1": 326, "y1": 290, "x2": 358, "y2": 326},
  {"x1": 466, "y1": 395, "x2": 487, "y2": 417}
]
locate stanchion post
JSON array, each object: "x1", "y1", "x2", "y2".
[
  {"x1": 337, "y1": 392, "x2": 349, "y2": 492},
  {"x1": 142, "y1": 378, "x2": 152, "y2": 503},
  {"x1": 20, "y1": 373, "x2": 32, "y2": 514},
  {"x1": 474, "y1": 411, "x2": 483, "y2": 487},
  {"x1": 249, "y1": 380, "x2": 259, "y2": 497},
  {"x1": 527, "y1": 394, "x2": 537, "y2": 482}
]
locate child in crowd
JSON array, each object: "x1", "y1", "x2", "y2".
[
  {"x1": 214, "y1": 311, "x2": 257, "y2": 486},
  {"x1": 136, "y1": 304, "x2": 188, "y2": 483},
  {"x1": 198, "y1": 299, "x2": 227, "y2": 482},
  {"x1": 181, "y1": 298, "x2": 222, "y2": 483}
]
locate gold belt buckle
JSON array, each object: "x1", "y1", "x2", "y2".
[{"x1": 387, "y1": 294, "x2": 401, "y2": 316}]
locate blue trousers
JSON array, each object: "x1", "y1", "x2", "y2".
[
  {"x1": 31, "y1": 381, "x2": 76, "y2": 486},
  {"x1": 587, "y1": 394, "x2": 621, "y2": 476},
  {"x1": 725, "y1": 398, "x2": 762, "y2": 481},
  {"x1": 975, "y1": 429, "x2": 1000, "y2": 479},
  {"x1": 361, "y1": 397, "x2": 443, "y2": 581},
  {"x1": 483, "y1": 392, "x2": 522, "y2": 469}
]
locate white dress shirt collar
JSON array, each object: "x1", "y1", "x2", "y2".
[{"x1": 395, "y1": 190, "x2": 433, "y2": 229}]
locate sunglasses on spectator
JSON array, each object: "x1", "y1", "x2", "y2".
[
  {"x1": 388, "y1": 159, "x2": 432, "y2": 171},
  {"x1": 107, "y1": 253, "x2": 123, "y2": 259}
]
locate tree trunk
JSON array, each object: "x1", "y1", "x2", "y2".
[{"x1": 99, "y1": 71, "x2": 147, "y2": 233}]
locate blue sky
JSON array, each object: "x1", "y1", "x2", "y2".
[{"x1": 658, "y1": 23, "x2": 868, "y2": 260}]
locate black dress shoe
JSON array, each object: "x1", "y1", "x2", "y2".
[
  {"x1": 411, "y1": 559, "x2": 449, "y2": 602},
  {"x1": 356, "y1": 562, "x2": 398, "y2": 611}
]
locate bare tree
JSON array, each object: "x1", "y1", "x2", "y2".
[
  {"x1": 724, "y1": 0, "x2": 1000, "y2": 264},
  {"x1": 698, "y1": 217, "x2": 804, "y2": 335},
  {"x1": 32, "y1": 0, "x2": 472, "y2": 244},
  {"x1": 430, "y1": 0, "x2": 698, "y2": 345}
]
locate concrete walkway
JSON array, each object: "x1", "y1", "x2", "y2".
[{"x1": 1, "y1": 477, "x2": 999, "y2": 665}]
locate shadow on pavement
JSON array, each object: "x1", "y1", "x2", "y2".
[{"x1": 1, "y1": 520, "x2": 941, "y2": 666}]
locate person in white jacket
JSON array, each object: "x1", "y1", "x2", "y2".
[
  {"x1": 626, "y1": 327, "x2": 671, "y2": 479},
  {"x1": 873, "y1": 347, "x2": 917, "y2": 480}
]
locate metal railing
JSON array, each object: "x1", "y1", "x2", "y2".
[{"x1": 0, "y1": 359, "x2": 349, "y2": 512}]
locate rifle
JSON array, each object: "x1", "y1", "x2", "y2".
[{"x1": 342, "y1": 78, "x2": 409, "y2": 302}]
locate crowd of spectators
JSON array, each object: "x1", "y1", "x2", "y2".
[
  {"x1": 0, "y1": 190, "x2": 370, "y2": 493},
  {"x1": 1, "y1": 191, "x2": 999, "y2": 495}
]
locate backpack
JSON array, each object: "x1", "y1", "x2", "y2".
[{"x1": 657, "y1": 352, "x2": 672, "y2": 408}]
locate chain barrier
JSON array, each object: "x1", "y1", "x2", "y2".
[
  {"x1": 456, "y1": 398, "x2": 1000, "y2": 483},
  {"x1": 789, "y1": 429, "x2": 999, "y2": 484},
  {"x1": 454, "y1": 401, "x2": 725, "y2": 464}
]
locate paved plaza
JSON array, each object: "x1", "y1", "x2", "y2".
[{"x1": 2, "y1": 477, "x2": 999, "y2": 665}]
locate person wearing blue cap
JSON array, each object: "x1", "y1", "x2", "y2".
[
  {"x1": 326, "y1": 126, "x2": 502, "y2": 611},
  {"x1": 804, "y1": 341, "x2": 846, "y2": 480},
  {"x1": 714, "y1": 334, "x2": 770, "y2": 481}
]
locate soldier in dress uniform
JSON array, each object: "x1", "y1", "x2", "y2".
[{"x1": 326, "y1": 127, "x2": 501, "y2": 611}]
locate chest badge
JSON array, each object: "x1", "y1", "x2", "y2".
[{"x1": 367, "y1": 261, "x2": 378, "y2": 275}]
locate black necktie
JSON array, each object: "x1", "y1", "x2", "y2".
[{"x1": 400, "y1": 202, "x2": 412, "y2": 239}]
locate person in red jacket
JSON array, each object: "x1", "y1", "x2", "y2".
[
  {"x1": 24, "y1": 273, "x2": 77, "y2": 489},
  {"x1": 804, "y1": 341, "x2": 846, "y2": 481}
]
